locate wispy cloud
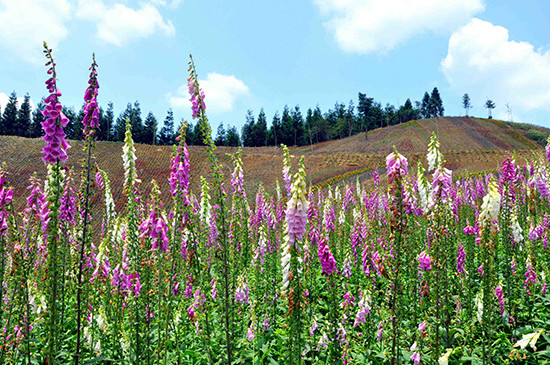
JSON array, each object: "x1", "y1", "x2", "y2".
[
  {"x1": 76, "y1": 0, "x2": 175, "y2": 46},
  {"x1": 314, "y1": 0, "x2": 484, "y2": 54},
  {"x1": 167, "y1": 73, "x2": 251, "y2": 115},
  {"x1": 442, "y1": 18, "x2": 550, "y2": 119},
  {"x1": 0, "y1": 0, "x2": 72, "y2": 64}
]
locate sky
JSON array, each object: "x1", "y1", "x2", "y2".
[{"x1": 1, "y1": 0, "x2": 549, "y2": 134}]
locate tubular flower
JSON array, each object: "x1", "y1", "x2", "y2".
[
  {"x1": 510, "y1": 215, "x2": 523, "y2": 244},
  {"x1": 546, "y1": 135, "x2": 550, "y2": 165},
  {"x1": 456, "y1": 243, "x2": 466, "y2": 275},
  {"x1": 499, "y1": 156, "x2": 519, "y2": 184},
  {"x1": 281, "y1": 226, "x2": 291, "y2": 295},
  {"x1": 418, "y1": 251, "x2": 433, "y2": 272},
  {"x1": 286, "y1": 156, "x2": 309, "y2": 246},
  {"x1": 495, "y1": 284, "x2": 505, "y2": 315},
  {"x1": 82, "y1": 55, "x2": 99, "y2": 139},
  {"x1": 386, "y1": 149, "x2": 408, "y2": 183},
  {"x1": 354, "y1": 291, "x2": 371, "y2": 326},
  {"x1": 282, "y1": 145, "x2": 293, "y2": 198},
  {"x1": 479, "y1": 179, "x2": 501, "y2": 225},
  {"x1": 122, "y1": 119, "x2": 137, "y2": 189},
  {"x1": 514, "y1": 330, "x2": 543, "y2": 351},
  {"x1": 318, "y1": 236, "x2": 337, "y2": 276},
  {"x1": 188, "y1": 76, "x2": 206, "y2": 119},
  {"x1": 427, "y1": 132, "x2": 443, "y2": 171},
  {"x1": 230, "y1": 147, "x2": 246, "y2": 198},
  {"x1": 0, "y1": 168, "x2": 13, "y2": 234},
  {"x1": 41, "y1": 43, "x2": 70, "y2": 165},
  {"x1": 169, "y1": 143, "x2": 191, "y2": 205},
  {"x1": 432, "y1": 166, "x2": 453, "y2": 204},
  {"x1": 417, "y1": 162, "x2": 433, "y2": 212}
]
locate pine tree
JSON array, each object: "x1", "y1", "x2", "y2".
[
  {"x1": 485, "y1": 99, "x2": 495, "y2": 119},
  {"x1": 30, "y1": 100, "x2": 45, "y2": 138},
  {"x1": 113, "y1": 103, "x2": 133, "y2": 141},
  {"x1": 313, "y1": 106, "x2": 327, "y2": 142},
  {"x1": 215, "y1": 122, "x2": 227, "y2": 146},
  {"x1": 280, "y1": 105, "x2": 293, "y2": 146},
  {"x1": 358, "y1": 93, "x2": 375, "y2": 135},
  {"x1": 421, "y1": 92, "x2": 431, "y2": 118},
  {"x1": 430, "y1": 87, "x2": 444, "y2": 117},
  {"x1": 142, "y1": 111, "x2": 158, "y2": 145},
  {"x1": 291, "y1": 105, "x2": 304, "y2": 146},
  {"x1": 225, "y1": 126, "x2": 241, "y2": 147},
  {"x1": 158, "y1": 109, "x2": 175, "y2": 145},
  {"x1": 131, "y1": 101, "x2": 144, "y2": 143},
  {"x1": 462, "y1": 93, "x2": 472, "y2": 117},
  {"x1": 16, "y1": 93, "x2": 32, "y2": 137},
  {"x1": 2, "y1": 91, "x2": 18, "y2": 135},
  {"x1": 242, "y1": 109, "x2": 255, "y2": 147},
  {"x1": 63, "y1": 106, "x2": 78, "y2": 140},
  {"x1": 254, "y1": 108, "x2": 268, "y2": 146},
  {"x1": 97, "y1": 102, "x2": 114, "y2": 141},
  {"x1": 268, "y1": 111, "x2": 280, "y2": 146}
]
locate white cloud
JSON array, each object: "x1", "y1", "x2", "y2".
[
  {"x1": 314, "y1": 0, "x2": 484, "y2": 54},
  {"x1": 0, "y1": 0, "x2": 72, "y2": 64},
  {"x1": 0, "y1": 92, "x2": 35, "y2": 112},
  {"x1": 148, "y1": 0, "x2": 184, "y2": 8},
  {"x1": 442, "y1": 18, "x2": 550, "y2": 118},
  {"x1": 167, "y1": 73, "x2": 251, "y2": 114},
  {"x1": 76, "y1": 0, "x2": 175, "y2": 46}
]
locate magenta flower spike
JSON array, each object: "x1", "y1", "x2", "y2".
[
  {"x1": 82, "y1": 55, "x2": 99, "y2": 139},
  {"x1": 41, "y1": 43, "x2": 70, "y2": 164}
]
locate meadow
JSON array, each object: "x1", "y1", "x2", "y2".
[{"x1": 0, "y1": 45, "x2": 549, "y2": 365}]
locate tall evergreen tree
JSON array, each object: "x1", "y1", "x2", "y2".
[
  {"x1": 97, "y1": 102, "x2": 114, "y2": 141},
  {"x1": 30, "y1": 100, "x2": 45, "y2": 138},
  {"x1": 63, "y1": 106, "x2": 78, "y2": 140},
  {"x1": 421, "y1": 92, "x2": 431, "y2": 118},
  {"x1": 429, "y1": 88, "x2": 444, "y2": 117},
  {"x1": 131, "y1": 101, "x2": 144, "y2": 143},
  {"x1": 462, "y1": 93, "x2": 472, "y2": 117},
  {"x1": 358, "y1": 93, "x2": 374, "y2": 135},
  {"x1": 1, "y1": 91, "x2": 18, "y2": 135},
  {"x1": 313, "y1": 105, "x2": 328, "y2": 142},
  {"x1": 280, "y1": 105, "x2": 294, "y2": 146},
  {"x1": 193, "y1": 122, "x2": 206, "y2": 145},
  {"x1": 142, "y1": 111, "x2": 158, "y2": 145},
  {"x1": 291, "y1": 105, "x2": 304, "y2": 146},
  {"x1": 158, "y1": 108, "x2": 175, "y2": 145},
  {"x1": 16, "y1": 93, "x2": 32, "y2": 137},
  {"x1": 242, "y1": 109, "x2": 255, "y2": 147},
  {"x1": 384, "y1": 103, "x2": 397, "y2": 126},
  {"x1": 113, "y1": 103, "x2": 133, "y2": 141},
  {"x1": 225, "y1": 126, "x2": 241, "y2": 147},
  {"x1": 215, "y1": 122, "x2": 227, "y2": 146},
  {"x1": 185, "y1": 122, "x2": 195, "y2": 145},
  {"x1": 268, "y1": 111, "x2": 280, "y2": 146},
  {"x1": 305, "y1": 108, "x2": 314, "y2": 146},
  {"x1": 254, "y1": 108, "x2": 268, "y2": 146}
]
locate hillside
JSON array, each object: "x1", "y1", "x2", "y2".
[{"x1": 0, "y1": 117, "x2": 547, "y2": 215}]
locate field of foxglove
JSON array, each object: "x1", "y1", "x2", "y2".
[{"x1": 0, "y1": 45, "x2": 549, "y2": 365}]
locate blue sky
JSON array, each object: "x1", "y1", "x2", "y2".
[{"x1": 1, "y1": 0, "x2": 549, "y2": 133}]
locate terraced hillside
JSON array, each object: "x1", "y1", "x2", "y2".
[{"x1": 0, "y1": 117, "x2": 547, "y2": 216}]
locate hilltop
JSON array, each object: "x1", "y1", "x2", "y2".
[{"x1": 0, "y1": 117, "x2": 548, "y2": 214}]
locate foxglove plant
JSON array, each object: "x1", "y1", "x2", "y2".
[
  {"x1": 40, "y1": 43, "x2": 71, "y2": 363},
  {"x1": 284, "y1": 156, "x2": 309, "y2": 364},
  {"x1": 75, "y1": 54, "x2": 99, "y2": 365}
]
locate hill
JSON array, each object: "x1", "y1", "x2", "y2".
[{"x1": 0, "y1": 117, "x2": 548, "y2": 215}]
